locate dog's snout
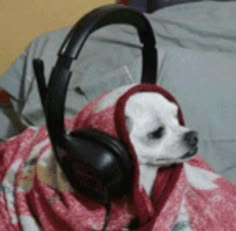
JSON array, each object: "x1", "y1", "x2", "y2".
[{"x1": 183, "y1": 131, "x2": 198, "y2": 147}]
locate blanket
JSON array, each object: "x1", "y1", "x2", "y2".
[{"x1": 0, "y1": 84, "x2": 235, "y2": 230}]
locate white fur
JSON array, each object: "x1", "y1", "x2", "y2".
[{"x1": 125, "y1": 92, "x2": 197, "y2": 195}]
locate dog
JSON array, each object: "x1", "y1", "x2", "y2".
[{"x1": 125, "y1": 91, "x2": 198, "y2": 195}]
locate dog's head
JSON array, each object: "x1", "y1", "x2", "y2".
[{"x1": 125, "y1": 92, "x2": 198, "y2": 166}]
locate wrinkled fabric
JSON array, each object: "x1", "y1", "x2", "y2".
[{"x1": 0, "y1": 84, "x2": 236, "y2": 230}]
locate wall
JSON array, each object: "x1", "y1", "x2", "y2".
[{"x1": 0, "y1": 0, "x2": 114, "y2": 75}]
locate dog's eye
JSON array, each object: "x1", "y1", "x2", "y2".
[{"x1": 148, "y1": 126, "x2": 165, "y2": 139}]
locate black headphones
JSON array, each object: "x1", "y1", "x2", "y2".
[{"x1": 33, "y1": 4, "x2": 157, "y2": 210}]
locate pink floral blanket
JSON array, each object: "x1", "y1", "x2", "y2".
[{"x1": 0, "y1": 84, "x2": 236, "y2": 230}]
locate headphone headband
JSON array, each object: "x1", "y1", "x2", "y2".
[
  {"x1": 59, "y1": 4, "x2": 156, "y2": 61},
  {"x1": 46, "y1": 4, "x2": 157, "y2": 144}
]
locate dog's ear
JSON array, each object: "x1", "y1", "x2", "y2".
[{"x1": 125, "y1": 115, "x2": 134, "y2": 133}]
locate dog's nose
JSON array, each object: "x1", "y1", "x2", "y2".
[{"x1": 183, "y1": 131, "x2": 198, "y2": 147}]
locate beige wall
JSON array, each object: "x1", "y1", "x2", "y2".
[{"x1": 0, "y1": 0, "x2": 114, "y2": 75}]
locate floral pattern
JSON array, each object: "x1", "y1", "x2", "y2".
[{"x1": 0, "y1": 84, "x2": 235, "y2": 230}]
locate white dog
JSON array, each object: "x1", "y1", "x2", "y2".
[{"x1": 125, "y1": 92, "x2": 198, "y2": 195}]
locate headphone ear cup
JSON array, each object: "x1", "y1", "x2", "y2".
[
  {"x1": 72, "y1": 128, "x2": 133, "y2": 179},
  {"x1": 59, "y1": 128, "x2": 132, "y2": 203}
]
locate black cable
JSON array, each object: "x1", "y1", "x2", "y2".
[{"x1": 102, "y1": 189, "x2": 111, "y2": 231}]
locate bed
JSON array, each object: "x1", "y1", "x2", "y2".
[{"x1": 0, "y1": 0, "x2": 236, "y2": 186}]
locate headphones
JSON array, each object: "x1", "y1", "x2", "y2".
[{"x1": 33, "y1": 4, "x2": 157, "y2": 206}]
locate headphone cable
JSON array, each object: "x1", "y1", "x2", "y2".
[{"x1": 102, "y1": 189, "x2": 111, "y2": 231}]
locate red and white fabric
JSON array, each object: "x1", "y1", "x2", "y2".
[{"x1": 0, "y1": 84, "x2": 235, "y2": 230}]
